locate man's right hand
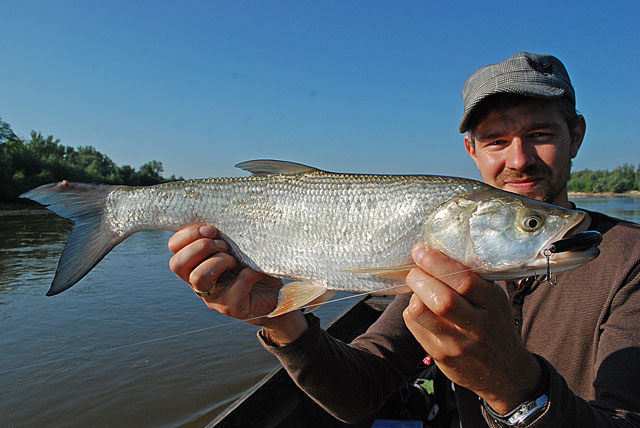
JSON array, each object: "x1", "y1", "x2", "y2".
[{"x1": 168, "y1": 225, "x2": 308, "y2": 344}]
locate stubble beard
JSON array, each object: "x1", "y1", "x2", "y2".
[{"x1": 496, "y1": 158, "x2": 571, "y2": 204}]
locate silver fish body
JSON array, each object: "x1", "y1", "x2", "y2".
[{"x1": 21, "y1": 160, "x2": 597, "y2": 315}]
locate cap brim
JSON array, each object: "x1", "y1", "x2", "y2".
[{"x1": 459, "y1": 84, "x2": 567, "y2": 133}]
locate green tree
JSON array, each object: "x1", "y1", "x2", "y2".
[
  {"x1": 0, "y1": 118, "x2": 181, "y2": 202},
  {"x1": 137, "y1": 160, "x2": 165, "y2": 186},
  {"x1": 569, "y1": 164, "x2": 640, "y2": 193},
  {"x1": 0, "y1": 117, "x2": 19, "y2": 143}
]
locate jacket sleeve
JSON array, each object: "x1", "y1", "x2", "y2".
[
  {"x1": 258, "y1": 294, "x2": 425, "y2": 423},
  {"x1": 483, "y1": 271, "x2": 640, "y2": 428}
]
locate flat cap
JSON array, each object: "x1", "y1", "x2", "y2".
[{"x1": 459, "y1": 52, "x2": 575, "y2": 133}]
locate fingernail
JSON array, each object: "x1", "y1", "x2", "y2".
[
  {"x1": 412, "y1": 245, "x2": 427, "y2": 262},
  {"x1": 199, "y1": 225, "x2": 215, "y2": 238},
  {"x1": 213, "y1": 239, "x2": 228, "y2": 251}
]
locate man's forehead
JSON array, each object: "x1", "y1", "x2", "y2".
[{"x1": 474, "y1": 100, "x2": 566, "y2": 137}]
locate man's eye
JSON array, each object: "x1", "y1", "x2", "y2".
[{"x1": 530, "y1": 132, "x2": 552, "y2": 139}]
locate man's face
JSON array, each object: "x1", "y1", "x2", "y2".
[{"x1": 465, "y1": 99, "x2": 585, "y2": 208}]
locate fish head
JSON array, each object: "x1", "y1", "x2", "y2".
[{"x1": 422, "y1": 189, "x2": 598, "y2": 280}]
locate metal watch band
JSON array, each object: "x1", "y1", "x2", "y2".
[{"x1": 483, "y1": 394, "x2": 549, "y2": 426}]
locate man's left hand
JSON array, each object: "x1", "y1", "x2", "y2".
[{"x1": 403, "y1": 245, "x2": 543, "y2": 414}]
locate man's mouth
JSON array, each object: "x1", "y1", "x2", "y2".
[{"x1": 503, "y1": 178, "x2": 543, "y2": 190}]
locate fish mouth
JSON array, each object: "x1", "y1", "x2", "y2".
[
  {"x1": 545, "y1": 245, "x2": 600, "y2": 271},
  {"x1": 480, "y1": 246, "x2": 600, "y2": 280},
  {"x1": 562, "y1": 211, "x2": 591, "y2": 237},
  {"x1": 535, "y1": 210, "x2": 600, "y2": 274},
  {"x1": 546, "y1": 209, "x2": 590, "y2": 247},
  {"x1": 536, "y1": 211, "x2": 600, "y2": 275}
]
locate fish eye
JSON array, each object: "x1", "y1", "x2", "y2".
[{"x1": 522, "y1": 215, "x2": 543, "y2": 232}]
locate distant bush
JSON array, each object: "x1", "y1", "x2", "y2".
[
  {"x1": 0, "y1": 118, "x2": 182, "y2": 202},
  {"x1": 568, "y1": 164, "x2": 640, "y2": 193}
]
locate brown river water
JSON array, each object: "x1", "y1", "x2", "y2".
[{"x1": 1, "y1": 197, "x2": 639, "y2": 427}]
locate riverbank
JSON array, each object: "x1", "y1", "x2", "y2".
[{"x1": 569, "y1": 190, "x2": 640, "y2": 198}]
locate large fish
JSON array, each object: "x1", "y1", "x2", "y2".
[{"x1": 21, "y1": 160, "x2": 598, "y2": 316}]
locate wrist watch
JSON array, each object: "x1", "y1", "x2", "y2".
[{"x1": 483, "y1": 394, "x2": 548, "y2": 426}]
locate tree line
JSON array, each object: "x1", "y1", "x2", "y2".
[
  {"x1": 567, "y1": 164, "x2": 640, "y2": 194},
  {"x1": 1, "y1": 118, "x2": 182, "y2": 202}
]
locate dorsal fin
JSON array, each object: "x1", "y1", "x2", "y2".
[{"x1": 235, "y1": 160, "x2": 322, "y2": 176}]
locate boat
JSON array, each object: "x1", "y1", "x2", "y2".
[{"x1": 207, "y1": 295, "x2": 398, "y2": 428}]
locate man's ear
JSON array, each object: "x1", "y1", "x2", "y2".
[
  {"x1": 464, "y1": 134, "x2": 479, "y2": 165},
  {"x1": 570, "y1": 116, "x2": 586, "y2": 158}
]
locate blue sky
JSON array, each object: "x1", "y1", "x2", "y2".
[{"x1": 2, "y1": 1, "x2": 639, "y2": 180}]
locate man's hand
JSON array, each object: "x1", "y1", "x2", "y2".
[
  {"x1": 168, "y1": 225, "x2": 308, "y2": 344},
  {"x1": 402, "y1": 245, "x2": 543, "y2": 414}
]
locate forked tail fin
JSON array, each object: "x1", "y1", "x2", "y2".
[{"x1": 20, "y1": 181, "x2": 126, "y2": 295}]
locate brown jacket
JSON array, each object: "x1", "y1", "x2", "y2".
[{"x1": 261, "y1": 210, "x2": 640, "y2": 427}]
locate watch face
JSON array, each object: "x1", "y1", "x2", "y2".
[{"x1": 508, "y1": 394, "x2": 548, "y2": 425}]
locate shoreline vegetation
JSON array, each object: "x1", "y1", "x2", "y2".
[
  {"x1": 569, "y1": 190, "x2": 640, "y2": 198},
  {"x1": 2, "y1": 118, "x2": 639, "y2": 203},
  {"x1": 1, "y1": 118, "x2": 182, "y2": 203}
]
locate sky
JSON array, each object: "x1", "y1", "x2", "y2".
[{"x1": 2, "y1": 0, "x2": 639, "y2": 180}]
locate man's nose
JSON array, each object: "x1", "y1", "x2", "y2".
[{"x1": 505, "y1": 138, "x2": 536, "y2": 171}]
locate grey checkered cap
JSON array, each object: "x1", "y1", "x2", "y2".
[{"x1": 459, "y1": 52, "x2": 575, "y2": 133}]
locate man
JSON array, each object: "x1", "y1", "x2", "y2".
[{"x1": 168, "y1": 53, "x2": 640, "y2": 426}]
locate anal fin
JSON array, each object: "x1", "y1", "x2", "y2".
[{"x1": 267, "y1": 281, "x2": 327, "y2": 318}]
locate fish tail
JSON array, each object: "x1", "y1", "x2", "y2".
[{"x1": 20, "y1": 181, "x2": 125, "y2": 295}]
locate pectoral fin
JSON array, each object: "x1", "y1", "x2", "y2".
[
  {"x1": 267, "y1": 281, "x2": 328, "y2": 318},
  {"x1": 343, "y1": 263, "x2": 417, "y2": 280}
]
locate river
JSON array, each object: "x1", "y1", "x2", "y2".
[{"x1": 1, "y1": 196, "x2": 639, "y2": 427}]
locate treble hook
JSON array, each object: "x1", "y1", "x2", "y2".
[{"x1": 539, "y1": 248, "x2": 556, "y2": 285}]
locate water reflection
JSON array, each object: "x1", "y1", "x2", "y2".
[
  {"x1": 573, "y1": 196, "x2": 640, "y2": 224},
  {"x1": 0, "y1": 210, "x2": 71, "y2": 297}
]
